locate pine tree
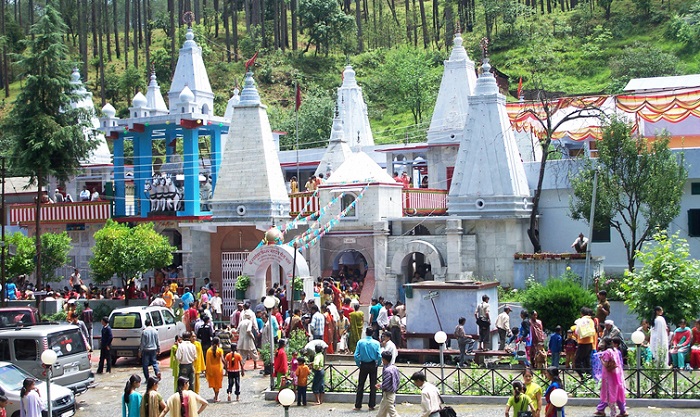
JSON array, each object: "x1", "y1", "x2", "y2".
[{"x1": 1, "y1": 5, "x2": 99, "y2": 294}]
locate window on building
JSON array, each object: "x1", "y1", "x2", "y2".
[
  {"x1": 341, "y1": 194, "x2": 357, "y2": 218},
  {"x1": 692, "y1": 183, "x2": 700, "y2": 195},
  {"x1": 592, "y1": 216, "x2": 611, "y2": 243},
  {"x1": 689, "y1": 209, "x2": 700, "y2": 237}
]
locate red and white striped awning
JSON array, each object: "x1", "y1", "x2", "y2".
[{"x1": 10, "y1": 202, "x2": 112, "y2": 225}]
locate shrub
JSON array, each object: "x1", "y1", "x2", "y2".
[
  {"x1": 522, "y1": 276, "x2": 596, "y2": 332},
  {"x1": 621, "y1": 231, "x2": 700, "y2": 326}
]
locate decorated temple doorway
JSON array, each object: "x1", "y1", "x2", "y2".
[
  {"x1": 240, "y1": 244, "x2": 312, "y2": 303},
  {"x1": 332, "y1": 249, "x2": 368, "y2": 289}
]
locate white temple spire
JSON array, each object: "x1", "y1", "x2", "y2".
[{"x1": 427, "y1": 31, "x2": 478, "y2": 144}]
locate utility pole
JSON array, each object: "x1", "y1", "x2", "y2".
[
  {"x1": 35, "y1": 170, "x2": 42, "y2": 301},
  {"x1": 1, "y1": 157, "x2": 5, "y2": 307}
]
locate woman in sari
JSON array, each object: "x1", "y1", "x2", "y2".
[
  {"x1": 594, "y1": 337, "x2": 627, "y2": 417},
  {"x1": 543, "y1": 366, "x2": 564, "y2": 417},
  {"x1": 322, "y1": 304, "x2": 335, "y2": 354},
  {"x1": 205, "y1": 337, "x2": 225, "y2": 402},
  {"x1": 348, "y1": 304, "x2": 364, "y2": 352},
  {"x1": 140, "y1": 376, "x2": 166, "y2": 417},
  {"x1": 690, "y1": 319, "x2": 700, "y2": 369},
  {"x1": 190, "y1": 333, "x2": 206, "y2": 394},
  {"x1": 649, "y1": 306, "x2": 669, "y2": 368},
  {"x1": 530, "y1": 311, "x2": 545, "y2": 365},
  {"x1": 670, "y1": 319, "x2": 692, "y2": 370},
  {"x1": 169, "y1": 336, "x2": 182, "y2": 388},
  {"x1": 159, "y1": 377, "x2": 208, "y2": 417}
]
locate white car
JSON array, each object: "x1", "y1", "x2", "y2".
[
  {"x1": 0, "y1": 361, "x2": 75, "y2": 417},
  {"x1": 109, "y1": 306, "x2": 185, "y2": 362}
]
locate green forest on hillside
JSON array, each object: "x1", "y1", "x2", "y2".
[{"x1": 0, "y1": 0, "x2": 699, "y2": 150}]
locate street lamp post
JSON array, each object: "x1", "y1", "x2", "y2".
[
  {"x1": 41, "y1": 349, "x2": 58, "y2": 417},
  {"x1": 631, "y1": 330, "x2": 646, "y2": 398},
  {"x1": 550, "y1": 388, "x2": 568, "y2": 417},
  {"x1": 434, "y1": 331, "x2": 447, "y2": 395},
  {"x1": 278, "y1": 387, "x2": 295, "y2": 417},
  {"x1": 264, "y1": 296, "x2": 277, "y2": 390}
]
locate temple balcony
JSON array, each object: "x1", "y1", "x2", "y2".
[
  {"x1": 289, "y1": 188, "x2": 448, "y2": 218},
  {"x1": 9, "y1": 201, "x2": 112, "y2": 226},
  {"x1": 402, "y1": 188, "x2": 448, "y2": 216}
]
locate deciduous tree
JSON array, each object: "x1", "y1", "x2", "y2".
[
  {"x1": 569, "y1": 117, "x2": 687, "y2": 271},
  {"x1": 90, "y1": 220, "x2": 175, "y2": 296},
  {"x1": 622, "y1": 231, "x2": 700, "y2": 326},
  {"x1": 5, "y1": 232, "x2": 73, "y2": 283}
]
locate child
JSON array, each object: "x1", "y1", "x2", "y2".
[
  {"x1": 534, "y1": 342, "x2": 548, "y2": 369},
  {"x1": 549, "y1": 325, "x2": 563, "y2": 368},
  {"x1": 290, "y1": 351, "x2": 299, "y2": 388},
  {"x1": 225, "y1": 343, "x2": 244, "y2": 402},
  {"x1": 295, "y1": 357, "x2": 311, "y2": 406},
  {"x1": 273, "y1": 339, "x2": 289, "y2": 388},
  {"x1": 0, "y1": 394, "x2": 7, "y2": 417},
  {"x1": 505, "y1": 380, "x2": 534, "y2": 417},
  {"x1": 564, "y1": 329, "x2": 578, "y2": 369}
]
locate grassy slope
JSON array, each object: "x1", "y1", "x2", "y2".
[{"x1": 2, "y1": 0, "x2": 699, "y2": 143}]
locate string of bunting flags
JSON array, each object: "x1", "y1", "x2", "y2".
[
  {"x1": 289, "y1": 184, "x2": 371, "y2": 250},
  {"x1": 255, "y1": 191, "x2": 348, "y2": 249},
  {"x1": 283, "y1": 188, "x2": 320, "y2": 233}
]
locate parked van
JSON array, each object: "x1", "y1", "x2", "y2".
[
  {"x1": 109, "y1": 306, "x2": 185, "y2": 362},
  {"x1": 0, "y1": 325, "x2": 94, "y2": 393}
]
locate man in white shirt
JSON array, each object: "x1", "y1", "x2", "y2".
[
  {"x1": 495, "y1": 306, "x2": 512, "y2": 350},
  {"x1": 380, "y1": 331, "x2": 398, "y2": 365},
  {"x1": 377, "y1": 301, "x2": 391, "y2": 331},
  {"x1": 410, "y1": 372, "x2": 441, "y2": 417},
  {"x1": 571, "y1": 232, "x2": 589, "y2": 253},
  {"x1": 79, "y1": 186, "x2": 90, "y2": 201},
  {"x1": 176, "y1": 331, "x2": 197, "y2": 387}
]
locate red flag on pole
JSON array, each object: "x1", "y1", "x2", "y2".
[
  {"x1": 517, "y1": 76, "x2": 523, "y2": 99},
  {"x1": 295, "y1": 84, "x2": 302, "y2": 112},
  {"x1": 245, "y1": 51, "x2": 259, "y2": 72}
]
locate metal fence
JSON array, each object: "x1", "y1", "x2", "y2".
[{"x1": 323, "y1": 364, "x2": 700, "y2": 399}]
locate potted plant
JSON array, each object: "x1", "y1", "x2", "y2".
[
  {"x1": 235, "y1": 275, "x2": 251, "y2": 299},
  {"x1": 292, "y1": 277, "x2": 304, "y2": 299}
]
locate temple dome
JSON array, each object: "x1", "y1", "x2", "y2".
[
  {"x1": 179, "y1": 85, "x2": 195, "y2": 103},
  {"x1": 326, "y1": 151, "x2": 395, "y2": 184},
  {"x1": 101, "y1": 103, "x2": 116, "y2": 118},
  {"x1": 132, "y1": 92, "x2": 147, "y2": 108}
]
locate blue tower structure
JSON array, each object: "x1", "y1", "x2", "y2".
[{"x1": 100, "y1": 26, "x2": 229, "y2": 219}]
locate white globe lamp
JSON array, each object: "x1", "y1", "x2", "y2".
[
  {"x1": 434, "y1": 331, "x2": 447, "y2": 344},
  {"x1": 264, "y1": 296, "x2": 276, "y2": 309},
  {"x1": 41, "y1": 349, "x2": 57, "y2": 366},
  {"x1": 279, "y1": 388, "x2": 295, "y2": 406},
  {"x1": 631, "y1": 330, "x2": 645, "y2": 345},
  {"x1": 549, "y1": 388, "x2": 568, "y2": 408}
]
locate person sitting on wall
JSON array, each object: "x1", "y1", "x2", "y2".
[{"x1": 571, "y1": 233, "x2": 589, "y2": 254}]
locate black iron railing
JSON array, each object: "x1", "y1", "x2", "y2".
[{"x1": 323, "y1": 364, "x2": 700, "y2": 399}]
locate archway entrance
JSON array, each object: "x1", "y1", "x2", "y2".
[
  {"x1": 241, "y1": 245, "x2": 311, "y2": 303},
  {"x1": 332, "y1": 249, "x2": 368, "y2": 294},
  {"x1": 403, "y1": 252, "x2": 433, "y2": 283},
  {"x1": 390, "y1": 240, "x2": 446, "y2": 303}
]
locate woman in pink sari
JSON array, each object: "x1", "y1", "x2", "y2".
[{"x1": 595, "y1": 337, "x2": 628, "y2": 417}]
